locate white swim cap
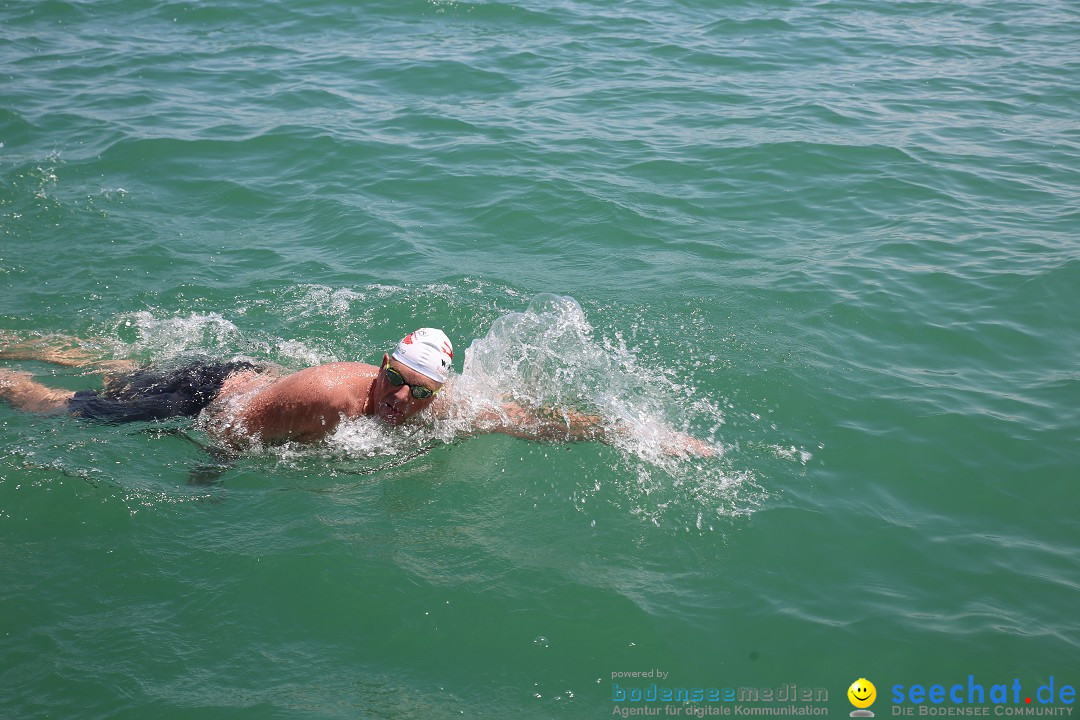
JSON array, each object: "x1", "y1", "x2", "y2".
[{"x1": 391, "y1": 328, "x2": 454, "y2": 384}]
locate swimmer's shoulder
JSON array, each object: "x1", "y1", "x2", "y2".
[
  {"x1": 312, "y1": 361, "x2": 380, "y2": 375},
  {"x1": 284, "y1": 361, "x2": 379, "y2": 388},
  {"x1": 251, "y1": 362, "x2": 380, "y2": 411},
  {"x1": 214, "y1": 365, "x2": 277, "y2": 403}
]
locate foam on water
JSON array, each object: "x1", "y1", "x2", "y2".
[
  {"x1": 115, "y1": 311, "x2": 244, "y2": 359},
  {"x1": 444, "y1": 294, "x2": 717, "y2": 459},
  {"x1": 112, "y1": 309, "x2": 335, "y2": 368}
]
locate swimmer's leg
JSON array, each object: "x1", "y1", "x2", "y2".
[
  {"x1": 0, "y1": 334, "x2": 137, "y2": 374},
  {"x1": 0, "y1": 368, "x2": 75, "y2": 413},
  {"x1": 0, "y1": 334, "x2": 97, "y2": 365}
]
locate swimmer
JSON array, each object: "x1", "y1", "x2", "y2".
[{"x1": 0, "y1": 328, "x2": 715, "y2": 456}]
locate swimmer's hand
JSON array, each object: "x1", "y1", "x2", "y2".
[
  {"x1": 660, "y1": 431, "x2": 719, "y2": 458},
  {"x1": 511, "y1": 407, "x2": 718, "y2": 458}
]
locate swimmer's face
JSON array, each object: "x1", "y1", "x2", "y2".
[{"x1": 374, "y1": 354, "x2": 442, "y2": 425}]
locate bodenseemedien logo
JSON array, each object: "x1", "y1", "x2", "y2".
[{"x1": 849, "y1": 678, "x2": 877, "y2": 717}]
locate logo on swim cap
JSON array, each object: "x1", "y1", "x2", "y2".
[{"x1": 391, "y1": 328, "x2": 453, "y2": 384}]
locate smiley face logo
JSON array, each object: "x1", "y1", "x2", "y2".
[{"x1": 848, "y1": 678, "x2": 877, "y2": 709}]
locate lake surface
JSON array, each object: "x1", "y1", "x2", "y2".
[{"x1": 1, "y1": 0, "x2": 1077, "y2": 717}]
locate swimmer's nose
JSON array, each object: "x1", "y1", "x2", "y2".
[{"x1": 389, "y1": 383, "x2": 411, "y2": 404}]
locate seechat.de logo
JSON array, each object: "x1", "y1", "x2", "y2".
[{"x1": 849, "y1": 678, "x2": 878, "y2": 717}]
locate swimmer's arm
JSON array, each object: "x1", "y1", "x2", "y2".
[
  {"x1": 477, "y1": 403, "x2": 716, "y2": 456},
  {"x1": 427, "y1": 386, "x2": 716, "y2": 456},
  {"x1": 485, "y1": 402, "x2": 608, "y2": 442},
  {"x1": 426, "y1": 390, "x2": 605, "y2": 441}
]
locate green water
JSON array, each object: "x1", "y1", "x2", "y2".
[{"x1": 1, "y1": 0, "x2": 1078, "y2": 717}]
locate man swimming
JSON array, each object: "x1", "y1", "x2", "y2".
[
  {"x1": 0, "y1": 328, "x2": 714, "y2": 455},
  {"x1": 1, "y1": 328, "x2": 713, "y2": 454}
]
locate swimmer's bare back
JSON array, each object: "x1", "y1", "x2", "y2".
[{"x1": 206, "y1": 362, "x2": 381, "y2": 445}]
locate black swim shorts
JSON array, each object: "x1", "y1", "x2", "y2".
[{"x1": 66, "y1": 360, "x2": 261, "y2": 423}]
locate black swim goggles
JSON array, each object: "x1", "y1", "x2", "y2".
[{"x1": 382, "y1": 363, "x2": 439, "y2": 399}]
